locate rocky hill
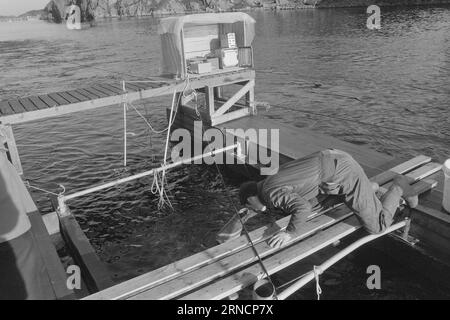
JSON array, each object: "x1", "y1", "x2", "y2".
[
  {"x1": 42, "y1": 0, "x2": 450, "y2": 22},
  {"x1": 42, "y1": 0, "x2": 259, "y2": 22}
]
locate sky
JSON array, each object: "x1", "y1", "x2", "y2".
[{"x1": 0, "y1": 0, "x2": 50, "y2": 16}]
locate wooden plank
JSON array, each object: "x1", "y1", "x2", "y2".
[
  {"x1": 28, "y1": 96, "x2": 50, "y2": 109},
  {"x1": 48, "y1": 93, "x2": 70, "y2": 105},
  {"x1": 59, "y1": 212, "x2": 114, "y2": 293},
  {"x1": 8, "y1": 99, "x2": 27, "y2": 113},
  {"x1": 211, "y1": 107, "x2": 251, "y2": 126},
  {"x1": 82, "y1": 86, "x2": 109, "y2": 98},
  {"x1": 76, "y1": 88, "x2": 101, "y2": 100},
  {"x1": 0, "y1": 101, "x2": 14, "y2": 115},
  {"x1": 96, "y1": 84, "x2": 124, "y2": 95},
  {"x1": 371, "y1": 155, "x2": 432, "y2": 185},
  {"x1": 65, "y1": 90, "x2": 90, "y2": 102},
  {"x1": 85, "y1": 154, "x2": 429, "y2": 300},
  {"x1": 181, "y1": 216, "x2": 362, "y2": 300},
  {"x1": 57, "y1": 91, "x2": 81, "y2": 104},
  {"x1": 28, "y1": 210, "x2": 74, "y2": 300},
  {"x1": 91, "y1": 85, "x2": 119, "y2": 97},
  {"x1": 382, "y1": 163, "x2": 443, "y2": 190},
  {"x1": 18, "y1": 98, "x2": 38, "y2": 111},
  {"x1": 38, "y1": 94, "x2": 59, "y2": 107}
]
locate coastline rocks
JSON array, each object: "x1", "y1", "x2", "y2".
[{"x1": 42, "y1": 0, "x2": 450, "y2": 23}]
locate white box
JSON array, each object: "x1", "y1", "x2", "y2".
[{"x1": 190, "y1": 62, "x2": 212, "y2": 74}]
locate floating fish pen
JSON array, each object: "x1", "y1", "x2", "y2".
[{"x1": 1, "y1": 13, "x2": 449, "y2": 300}]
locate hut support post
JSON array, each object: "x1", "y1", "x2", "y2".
[{"x1": 205, "y1": 78, "x2": 255, "y2": 126}]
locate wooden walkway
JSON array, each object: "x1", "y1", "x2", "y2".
[{"x1": 0, "y1": 69, "x2": 254, "y2": 125}]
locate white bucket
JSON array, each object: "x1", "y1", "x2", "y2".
[{"x1": 443, "y1": 159, "x2": 450, "y2": 213}]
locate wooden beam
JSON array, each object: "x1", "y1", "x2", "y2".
[
  {"x1": 59, "y1": 211, "x2": 114, "y2": 293},
  {"x1": 206, "y1": 86, "x2": 214, "y2": 116},
  {"x1": 28, "y1": 210, "x2": 74, "y2": 300},
  {"x1": 212, "y1": 80, "x2": 254, "y2": 117},
  {"x1": 181, "y1": 216, "x2": 362, "y2": 300},
  {"x1": 211, "y1": 107, "x2": 251, "y2": 126}
]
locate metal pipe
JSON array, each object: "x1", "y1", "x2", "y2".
[
  {"x1": 122, "y1": 80, "x2": 127, "y2": 167},
  {"x1": 63, "y1": 143, "x2": 241, "y2": 201},
  {"x1": 277, "y1": 219, "x2": 408, "y2": 300}
]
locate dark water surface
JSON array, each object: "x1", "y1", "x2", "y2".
[{"x1": 1, "y1": 6, "x2": 449, "y2": 299}]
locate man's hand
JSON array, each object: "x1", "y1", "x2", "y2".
[{"x1": 268, "y1": 231, "x2": 292, "y2": 248}]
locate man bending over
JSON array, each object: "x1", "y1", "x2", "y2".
[{"x1": 237, "y1": 149, "x2": 417, "y2": 248}]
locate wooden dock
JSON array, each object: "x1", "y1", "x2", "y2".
[
  {"x1": 84, "y1": 154, "x2": 440, "y2": 300},
  {"x1": 0, "y1": 68, "x2": 253, "y2": 125},
  {"x1": 2, "y1": 67, "x2": 449, "y2": 300}
]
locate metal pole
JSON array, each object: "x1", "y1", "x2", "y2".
[
  {"x1": 123, "y1": 80, "x2": 127, "y2": 167},
  {"x1": 63, "y1": 143, "x2": 240, "y2": 201},
  {"x1": 276, "y1": 219, "x2": 408, "y2": 300}
]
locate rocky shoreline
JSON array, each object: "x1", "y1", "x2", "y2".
[{"x1": 40, "y1": 0, "x2": 450, "y2": 23}]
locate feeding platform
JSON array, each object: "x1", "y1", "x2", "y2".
[{"x1": 1, "y1": 12, "x2": 450, "y2": 300}]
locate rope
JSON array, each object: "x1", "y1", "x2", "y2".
[
  {"x1": 25, "y1": 181, "x2": 60, "y2": 196},
  {"x1": 313, "y1": 265, "x2": 323, "y2": 300},
  {"x1": 120, "y1": 75, "x2": 191, "y2": 210}
]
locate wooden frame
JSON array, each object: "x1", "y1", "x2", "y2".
[{"x1": 183, "y1": 75, "x2": 255, "y2": 126}]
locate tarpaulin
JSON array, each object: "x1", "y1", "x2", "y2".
[{"x1": 158, "y1": 12, "x2": 256, "y2": 78}]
